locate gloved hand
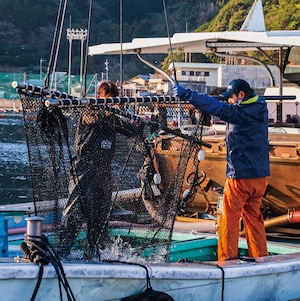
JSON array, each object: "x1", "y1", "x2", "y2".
[{"x1": 172, "y1": 84, "x2": 190, "y2": 99}]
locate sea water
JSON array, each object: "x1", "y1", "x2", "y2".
[
  {"x1": 0, "y1": 114, "x2": 32, "y2": 205},
  {"x1": 0, "y1": 113, "x2": 144, "y2": 205}
]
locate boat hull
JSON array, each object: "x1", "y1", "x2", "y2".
[
  {"x1": 1, "y1": 253, "x2": 300, "y2": 301},
  {"x1": 156, "y1": 132, "x2": 300, "y2": 217}
]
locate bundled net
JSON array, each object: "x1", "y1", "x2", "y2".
[{"x1": 18, "y1": 84, "x2": 210, "y2": 263}]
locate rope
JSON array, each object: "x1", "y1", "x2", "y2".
[
  {"x1": 179, "y1": 259, "x2": 225, "y2": 301},
  {"x1": 44, "y1": 0, "x2": 64, "y2": 88},
  {"x1": 21, "y1": 235, "x2": 76, "y2": 301},
  {"x1": 50, "y1": 0, "x2": 68, "y2": 90},
  {"x1": 120, "y1": 0, "x2": 123, "y2": 95},
  {"x1": 82, "y1": 0, "x2": 93, "y2": 97},
  {"x1": 180, "y1": 111, "x2": 210, "y2": 212},
  {"x1": 162, "y1": 0, "x2": 177, "y2": 83},
  {"x1": 45, "y1": 0, "x2": 68, "y2": 90},
  {"x1": 31, "y1": 264, "x2": 44, "y2": 301},
  {"x1": 206, "y1": 262, "x2": 225, "y2": 301}
]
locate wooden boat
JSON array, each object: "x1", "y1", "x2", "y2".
[
  {"x1": 89, "y1": 0, "x2": 300, "y2": 237},
  {"x1": 155, "y1": 130, "x2": 300, "y2": 217}
]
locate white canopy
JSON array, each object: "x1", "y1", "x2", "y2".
[
  {"x1": 88, "y1": 0, "x2": 300, "y2": 56},
  {"x1": 89, "y1": 30, "x2": 300, "y2": 56}
]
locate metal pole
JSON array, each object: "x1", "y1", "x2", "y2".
[
  {"x1": 95, "y1": 73, "x2": 98, "y2": 98},
  {"x1": 277, "y1": 47, "x2": 283, "y2": 123},
  {"x1": 40, "y1": 58, "x2": 42, "y2": 80},
  {"x1": 68, "y1": 37, "x2": 72, "y2": 94},
  {"x1": 66, "y1": 28, "x2": 87, "y2": 96},
  {"x1": 39, "y1": 58, "x2": 46, "y2": 81},
  {"x1": 80, "y1": 39, "x2": 84, "y2": 92}
]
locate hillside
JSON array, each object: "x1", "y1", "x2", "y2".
[
  {"x1": 0, "y1": 0, "x2": 299, "y2": 80},
  {"x1": 0, "y1": 0, "x2": 223, "y2": 79},
  {"x1": 198, "y1": 0, "x2": 300, "y2": 31}
]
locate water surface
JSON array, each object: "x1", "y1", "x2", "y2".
[{"x1": 0, "y1": 114, "x2": 32, "y2": 205}]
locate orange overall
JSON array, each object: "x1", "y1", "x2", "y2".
[{"x1": 218, "y1": 177, "x2": 268, "y2": 261}]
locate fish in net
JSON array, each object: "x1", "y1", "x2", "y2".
[{"x1": 18, "y1": 85, "x2": 209, "y2": 263}]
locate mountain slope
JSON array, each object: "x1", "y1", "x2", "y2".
[{"x1": 0, "y1": 0, "x2": 299, "y2": 80}]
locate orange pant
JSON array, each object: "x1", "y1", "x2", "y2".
[{"x1": 218, "y1": 177, "x2": 268, "y2": 261}]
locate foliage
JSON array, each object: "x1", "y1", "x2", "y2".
[
  {"x1": 0, "y1": 0, "x2": 299, "y2": 79},
  {"x1": 194, "y1": 0, "x2": 300, "y2": 65},
  {"x1": 0, "y1": 0, "x2": 221, "y2": 77},
  {"x1": 264, "y1": 0, "x2": 300, "y2": 30},
  {"x1": 198, "y1": 0, "x2": 300, "y2": 31}
]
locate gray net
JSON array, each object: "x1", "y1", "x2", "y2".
[{"x1": 17, "y1": 83, "x2": 210, "y2": 263}]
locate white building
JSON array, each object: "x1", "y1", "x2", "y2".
[{"x1": 169, "y1": 62, "x2": 280, "y2": 93}]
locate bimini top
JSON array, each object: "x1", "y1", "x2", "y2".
[
  {"x1": 89, "y1": 0, "x2": 300, "y2": 57},
  {"x1": 88, "y1": 30, "x2": 300, "y2": 56}
]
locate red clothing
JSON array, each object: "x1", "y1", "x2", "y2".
[{"x1": 218, "y1": 177, "x2": 268, "y2": 261}]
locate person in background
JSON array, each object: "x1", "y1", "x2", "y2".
[
  {"x1": 172, "y1": 79, "x2": 269, "y2": 261},
  {"x1": 59, "y1": 80, "x2": 142, "y2": 259}
]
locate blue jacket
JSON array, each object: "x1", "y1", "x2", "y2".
[{"x1": 184, "y1": 91, "x2": 270, "y2": 179}]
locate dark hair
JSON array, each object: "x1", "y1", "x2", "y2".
[{"x1": 98, "y1": 81, "x2": 119, "y2": 97}]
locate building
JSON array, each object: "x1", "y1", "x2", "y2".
[
  {"x1": 122, "y1": 74, "x2": 171, "y2": 96},
  {"x1": 169, "y1": 62, "x2": 280, "y2": 93},
  {"x1": 122, "y1": 62, "x2": 280, "y2": 97}
]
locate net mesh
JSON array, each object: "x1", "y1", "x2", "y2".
[{"x1": 19, "y1": 87, "x2": 210, "y2": 263}]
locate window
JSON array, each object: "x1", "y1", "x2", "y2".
[{"x1": 195, "y1": 71, "x2": 210, "y2": 77}]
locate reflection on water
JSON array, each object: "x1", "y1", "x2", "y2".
[
  {"x1": 1, "y1": 142, "x2": 29, "y2": 164},
  {"x1": 0, "y1": 114, "x2": 32, "y2": 205},
  {"x1": 0, "y1": 114, "x2": 145, "y2": 205}
]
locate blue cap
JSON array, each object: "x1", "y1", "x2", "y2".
[{"x1": 221, "y1": 79, "x2": 250, "y2": 97}]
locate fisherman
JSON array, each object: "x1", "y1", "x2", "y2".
[
  {"x1": 172, "y1": 79, "x2": 269, "y2": 261},
  {"x1": 59, "y1": 80, "x2": 142, "y2": 259}
]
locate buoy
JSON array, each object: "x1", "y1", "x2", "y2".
[
  {"x1": 198, "y1": 149, "x2": 205, "y2": 161},
  {"x1": 153, "y1": 173, "x2": 161, "y2": 185},
  {"x1": 182, "y1": 188, "x2": 191, "y2": 199}
]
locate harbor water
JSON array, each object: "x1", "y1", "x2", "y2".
[
  {"x1": 0, "y1": 112, "x2": 145, "y2": 206},
  {"x1": 0, "y1": 113, "x2": 32, "y2": 205}
]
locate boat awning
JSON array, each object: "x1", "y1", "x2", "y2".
[{"x1": 88, "y1": 30, "x2": 300, "y2": 56}]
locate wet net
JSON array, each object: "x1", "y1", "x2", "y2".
[{"x1": 17, "y1": 83, "x2": 212, "y2": 263}]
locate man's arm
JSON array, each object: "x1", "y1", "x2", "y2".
[
  {"x1": 115, "y1": 116, "x2": 144, "y2": 138},
  {"x1": 172, "y1": 84, "x2": 224, "y2": 117}
]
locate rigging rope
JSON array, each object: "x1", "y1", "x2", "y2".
[
  {"x1": 82, "y1": 0, "x2": 93, "y2": 97},
  {"x1": 44, "y1": 0, "x2": 68, "y2": 90},
  {"x1": 21, "y1": 235, "x2": 76, "y2": 301},
  {"x1": 120, "y1": 0, "x2": 124, "y2": 95},
  {"x1": 162, "y1": 0, "x2": 177, "y2": 83}
]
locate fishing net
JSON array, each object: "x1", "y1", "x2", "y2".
[{"x1": 17, "y1": 83, "x2": 211, "y2": 263}]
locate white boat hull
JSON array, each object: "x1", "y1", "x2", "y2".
[{"x1": 1, "y1": 252, "x2": 300, "y2": 301}]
